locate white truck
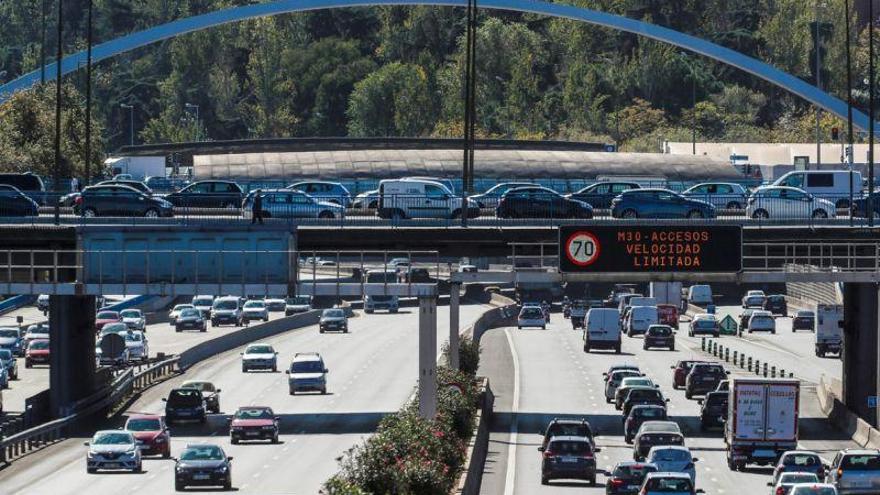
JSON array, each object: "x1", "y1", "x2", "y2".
[
  {"x1": 650, "y1": 282, "x2": 683, "y2": 307},
  {"x1": 364, "y1": 269, "x2": 400, "y2": 313},
  {"x1": 815, "y1": 304, "x2": 843, "y2": 357},
  {"x1": 725, "y1": 378, "x2": 800, "y2": 471},
  {"x1": 104, "y1": 156, "x2": 166, "y2": 181}
]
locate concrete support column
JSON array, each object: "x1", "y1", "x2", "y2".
[
  {"x1": 418, "y1": 295, "x2": 437, "y2": 419},
  {"x1": 49, "y1": 295, "x2": 97, "y2": 418},
  {"x1": 842, "y1": 283, "x2": 879, "y2": 425},
  {"x1": 449, "y1": 283, "x2": 461, "y2": 370}
]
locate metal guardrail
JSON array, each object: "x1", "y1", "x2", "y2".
[{"x1": 0, "y1": 356, "x2": 178, "y2": 464}]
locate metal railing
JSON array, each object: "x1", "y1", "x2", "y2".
[
  {"x1": 741, "y1": 242, "x2": 880, "y2": 273},
  {"x1": 0, "y1": 191, "x2": 875, "y2": 227},
  {"x1": 0, "y1": 356, "x2": 178, "y2": 463}
]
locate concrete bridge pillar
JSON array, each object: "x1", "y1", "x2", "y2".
[
  {"x1": 48, "y1": 295, "x2": 98, "y2": 418},
  {"x1": 842, "y1": 283, "x2": 880, "y2": 425},
  {"x1": 449, "y1": 283, "x2": 461, "y2": 371},
  {"x1": 419, "y1": 295, "x2": 437, "y2": 419}
]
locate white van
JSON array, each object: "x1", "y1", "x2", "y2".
[
  {"x1": 584, "y1": 308, "x2": 621, "y2": 353},
  {"x1": 687, "y1": 285, "x2": 713, "y2": 306},
  {"x1": 364, "y1": 269, "x2": 399, "y2": 313},
  {"x1": 629, "y1": 297, "x2": 657, "y2": 308},
  {"x1": 772, "y1": 170, "x2": 863, "y2": 208},
  {"x1": 377, "y1": 179, "x2": 479, "y2": 220},
  {"x1": 626, "y1": 306, "x2": 658, "y2": 336}
]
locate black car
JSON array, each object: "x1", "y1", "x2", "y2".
[
  {"x1": 567, "y1": 181, "x2": 641, "y2": 209},
  {"x1": 163, "y1": 388, "x2": 207, "y2": 425},
  {"x1": 97, "y1": 179, "x2": 153, "y2": 195},
  {"x1": 540, "y1": 436, "x2": 599, "y2": 486},
  {"x1": 319, "y1": 308, "x2": 348, "y2": 333},
  {"x1": 763, "y1": 295, "x2": 787, "y2": 317},
  {"x1": 632, "y1": 422, "x2": 685, "y2": 461},
  {"x1": 496, "y1": 186, "x2": 593, "y2": 219},
  {"x1": 698, "y1": 391, "x2": 729, "y2": 430},
  {"x1": 622, "y1": 387, "x2": 669, "y2": 417},
  {"x1": 792, "y1": 310, "x2": 816, "y2": 332},
  {"x1": 540, "y1": 418, "x2": 597, "y2": 451},
  {"x1": 643, "y1": 325, "x2": 675, "y2": 351},
  {"x1": 624, "y1": 405, "x2": 668, "y2": 444},
  {"x1": 605, "y1": 461, "x2": 659, "y2": 495},
  {"x1": 852, "y1": 190, "x2": 880, "y2": 219},
  {"x1": 0, "y1": 185, "x2": 39, "y2": 216},
  {"x1": 181, "y1": 380, "x2": 221, "y2": 414},
  {"x1": 174, "y1": 444, "x2": 232, "y2": 491},
  {"x1": 0, "y1": 172, "x2": 45, "y2": 205},
  {"x1": 685, "y1": 363, "x2": 729, "y2": 399},
  {"x1": 164, "y1": 180, "x2": 243, "y2": 209},
  {"x1": 175, "y1": 308, "x2": 207, "y2": 332},
  {"x1": 738, "y1": 309, "x2": 754, "y2": 334},
  {"x1": 75, "y1": 185, "x2": 174, "y2": 218}
]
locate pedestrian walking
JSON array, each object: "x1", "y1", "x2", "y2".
[{"x1": 252, "y1": 189, "x2": 264, "y2": 225}]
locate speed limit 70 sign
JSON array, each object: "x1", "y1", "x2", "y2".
[{"x1": 564, "y1": 231, "x2": 601, "y2": 267}]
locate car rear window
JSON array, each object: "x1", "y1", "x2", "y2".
[
  {"x1": 548, "y1": 423, "x2": 591, "y2": 438},
  {"x1": 629, "y1": 389, "x2": 661, "y2": 400},
  {"x1": 635, "y1": 407, "x2": 666, "y2": 419},
  {"x1": 548, "y1": 440, "x2": 591, "y2": 454},
  {"x1": 127, "y1": 418, "x2": 161, "y2": 431},
  {"x1": 841, "y1": 454, "x2": 880, "y2": 470},
  {"x1": 291, "y1": 361, "x2": 324, "y2": 373},
  {"x1": 780, "y1": 473, "x2": 819, "y2": 484},
  {"x1": 784, "y1": 454, "x2": 821, "y2": 467},
  {"x1": 521, "y1": 308, "x2": 542, "y2": 318},
  {"x1": 168, "y1": 389, "x2": 201, "y2": 405},
  {"x1": 651, "y1": 449, "x2": 691, "y2": 462},
  {"x1": 649, "y1": 326, "x2": 672, "y2": 336},
  {"x1": 612, "y1": 463, "x2": 657, "y2": 480},
  {"x1": 645, "y1": 478, "x2": 693, "y2": 491}
]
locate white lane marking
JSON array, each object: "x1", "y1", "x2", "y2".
[{"x1": 503, "y1": 328, "x2": 521, "y2": 495}]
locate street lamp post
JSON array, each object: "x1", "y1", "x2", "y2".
[
  {"x1": 120, "y1": 104, "x2": 135, "y2": 147},
  {"x1": 845, "y1": 0, "x2": 855, "y2": 226},
  {"x1": 52, "y1": 0, "x2": 64, "y2": 225},
  {"x1": 85, "y1": 0, "x2": 94, "y2": 186},
  {"x1": 869, "y1": 4, "x2": 876, "y2": 228},
  {"x1": 185, "y1": 103, "x2": 200, "y2": 142},
  {"x1": 815, "y1": 1, "x2": 826, "y2": 168},
  {"x1": 680, "y1": 52, "x2": 698, "y2": 155}
]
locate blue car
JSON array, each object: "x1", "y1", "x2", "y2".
[
  {"x1": 567, "y1": 181, "x2": 641, "y2": 209},
  {"x1": 0, "y1": 185, "x2": 39, "y2": 217},
  {"x1": 852, "y1": 190, "x2": 880, "y2": 220},
  {"x1": 610, "y1": 189, "x2": 715, "y2": 219},
  {"x1": 0, "y1": 327, "x2": 25, "y2": 356}
]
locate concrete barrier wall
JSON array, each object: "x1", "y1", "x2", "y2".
[
  {"x1": 819, "y1": 374, "x2": 880, "y2": 449},
  {"x1": 454, "y1": 378, "x2": 495, "y2": 495},
  {"x1": 178, "y1": 310, "x2": 321, "y2": 370}
]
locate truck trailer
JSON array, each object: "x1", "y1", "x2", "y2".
[{"x1": 725, "y1": 377, "x2": 800, "y2": 471}]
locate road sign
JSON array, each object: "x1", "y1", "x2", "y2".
[
  {"x1": 869, "y1": 396, "x2": 878, "y2": 408},
  {"x1": 564, "y1": 231, "x2": 601, "y2": 267},
  {"x1": 719, "y1": 315, "x2": 738, "y2": 335},
  {"x1": 558, "y1": 225, "x2": 743, "y2": 273}
]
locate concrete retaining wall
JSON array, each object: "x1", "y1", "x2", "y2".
[
  {"x1": 819, "y1": 374, "x2": 880, "y2": 449},
  {"x1": 453, "y1": 378, "x2": 495, "y2": 495}
]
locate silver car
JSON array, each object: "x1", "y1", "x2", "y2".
[
  {"x1": 242, "y1": 300, "x2": 269, "y2": 323},
  {"x1": 0, "y1": 349, "x2": 18, "y2": 381},
  {"x1": 682, "y1": 182, "x2": 749, "y2": 209},
  {"x1": 240, "y1": 343, "x2": 278, "y2": 372},
  {"x1": 243, "y1": 189, "x2": 345, "y2": 219},
  {"x1": 85, "y1": 430, "x2": 142, "y2": 473},
  {"x1": 826, "y1": 449, "x2": 880, "y2": 494},
  {"x1": 120, "y1": 309, "x2": 146, "y2": 331}
]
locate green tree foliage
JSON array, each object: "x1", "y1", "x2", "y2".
[{"x1": 347, "y1": 62, "x2": 434, "y2": 136}]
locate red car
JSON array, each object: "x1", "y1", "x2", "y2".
[
  {"x1": 25, "y1": 338, "x2": 50, "y2": 367},
  {"x1": 657, "y1": 304, "x2": 679, "y2": 330},
  {"x1": 125, "y1": 414, "x2": 171, "y2": 458},
  {"x1": 670, "y1": 360, "x2": 707, "y2": 389},
  {"x1": 95, "y1": 310, "x2": 121, "y2": 332},
  {"x1": 229, "y1": 406, "x2": 279, "y2": 444}
]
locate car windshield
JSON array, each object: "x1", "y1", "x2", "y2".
[
  {"x1": 244, "y1": 301, "x2": 265, "y2": 308},
  {"x1": 287, "y1": 297, "x2": 310, "y2": 305},
  {"x1": 651, "y1": 449, "x2": 690, "y2": 462},
  {"x1": 29, "y1": 340, "x2": 48, "y2": 350},
  {"x1": 628, "y1": 389, "x2": 661, "y2": 401},
  {"x1": 547, "y1": 423, "x2": 591, "y2": 438},
  {"x1": 0, "y1": 329, "x2": 18, "y2": 338},
  {"x1": 174, "y1": 305, "x2": 193, "y2": 311},
  {"x1": 180, "y1": 309, "x2": 201, "y2": 318},
  {"x1": 752, "y1": 316, "x2": 773, "y2": 324},
  {"x1": 841, "y1": 455, "x2": 880, "y2": 470},
  {"x1": 214, "y1": 300, "x2": 238, "y2": 310},
  {"x1": 0, "y1": 350, "x2": 12, "y2": 360},
  {"x1": 234, "y1": 408, "x2": 273, "y2": 420},
  {"x1": 797, "y1": 311, "x2": 815, "y2": 318},
  {"x1": 168, "y1": 390, "x2": 201, "y2": 405},
  {"x1": 635, "y1": 407, "x2": 665, "y2": 418},
  {"x1": 96, "y1": 311, "x2": 118, "y2": 320},
  {"x1": 322, "y1": 309, "x2": 344, "y2": 318},
  {"x1": 645, "y1": 478, "x2": 693, "y2": 491},
  {"x1": 193, "y1": 298, "x2": 213, "y2": 306},
  {"x1": 613, "y1": 464, "x2": 657, "y2": 480},
  {"x1": 705, "y1": 394, "x2": 727, "y2": 407},
  {"x1": 291, "y1": 361, "x2": 324, "y2": 373},
  {"x1": 28, "y1": 325, "x2": 49, "y2": 335},
  {"x1": 548, "y1": 440, "x2": 591, "y2": 454},
  {"x1": 182, "y1": 382, "x2": 214, "y2": 392},
  {"x1": 93, "y1": 432, "x2": 134, "y2": 445},
  {"x1": 120, "y1": 310, "x2": 141, "y2": 318},
  {"x1": 246, "y1": 345, "x2": 274, "y2": 354},
  {"x1": 622, "y1": 378, "x2": 653, "y2": 388},
  {"x1": 126, "y1": 418, "x2": 161, "y2": 431},
  {"x1": 694, "y1": 319, "x2": 715, "y2": 329},
  {"x1": 180, "y1": 446, "x2": 224, "y2": 461},
  {"x1": 521, "y1": 308, "x2": 542, "y2": 318},
  {"x1": 122, "y1": 332, "x2": 142, "y2": 342},
  {"x1": 791, "y1": 488, "x2": 837, "y2": 495},
  {"x1": 780, "y1": 474, "x2": 819, "y2": 484},
  {"x1": 649, "y1": 326, "x2": 672, "y2": 336}
]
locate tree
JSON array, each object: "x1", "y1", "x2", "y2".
[
  {"x1": 347, "y1": 62, "x2": 434, "y2": 137},
  {"x1": 611, "y1": 98, "x2": 666, "y2": 143}
]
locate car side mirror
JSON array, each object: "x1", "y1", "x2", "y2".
[
  {"x1": 670, "y1": 366, "x2": 675, "y2": 369},
  {"x1": 227, "y1": 456, "x2": 234, "y2": 461},
  {"x1": 692, "y1": 457, "x2": 699, "y2": 462},
  {"x1": 696, "y1": 489, "x2": 706, "y2": 493},
  {"x1": 83, "y1": 441, "x2": 90, "y2": 446},
  {"x1": 275, "y1": 417, "x2": 280, "y2": 421},
  {"x1": 665, "y1": 398, "x2": 670, "y2": 402},
  {"x1": 725, "y1": 371, "x2": 731, "y2": 374},
  {"x1": 767, "y1": 482, "x2": 774, "y2": 486},
  {"x1": 697, "y1": 399, "x2": 704, "y2": 405},
  {"x1": 594, "y1": 447, "x2": 602, "y2": 453},
  {"x1": 216, "y1": 389, "x2": 221, "y2": 393},
  {"x1": 239, "y1": 352, "x2": 244, "y2": 356},
  {"x1": 161, "y1": 398, "x2": 167, "y2": 402},
  {"x1": 655, "y1": 384, "x2": 660, "y2": 388},
  {"x1": 537, "y1": 446, "x2": 544, "y2": 452},
  {"x1": 324, "y1": 368, "x2": 329, "y2": 373},
  {"x1": 285, "y1": 370, "x2": 290, "y2": 374}
]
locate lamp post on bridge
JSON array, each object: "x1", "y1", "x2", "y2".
[{"x1": 120, "y1": 104, "x2": 135, "y2": 147}]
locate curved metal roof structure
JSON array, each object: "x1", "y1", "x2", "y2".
[
  {"x1": 193, "y1": 149, "x2": 741, "y2": 181},
  {"x1": 1, "y1": 0, "x2": 875, "y2": 132}
]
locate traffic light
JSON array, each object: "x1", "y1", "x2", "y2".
[{"x1": 832, "y1": 127, "x2": 839, "y2": 141}]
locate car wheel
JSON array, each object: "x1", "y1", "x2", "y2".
[
  {"x1": 200, "y1": 326, "x2": 206, "y2": 332},
  {"x1": 144, "y1": 208, "x2": 159, "y2": 218},
  {"x1": 242, "y1": 366, "x2": 248, "y2": 373},
  {"x1": 836, "y1": 198, "x2": 851, "y2": 209},
  {"x1": 752, "y1": 209, "x2": 769, "y2": 219},
  {"x1": 621, "y1": 209, "x2": 638, "y2": 219},
  {"x1": 687, "y1": 210, "x2": 704, "y2": 219},
  {"x1": 320, "y1": 328, "x2": 325, "y2": 334},
  {"x1": 272, "y1": 365, "x2": 277, "y2": 373},
  {"x1": 812, "y1": 209, "x2": 829, "y2": 219},
  {"x1": 87, "y1": 468, "x2": 97, "y2": 474},
  {"x1": 175, "y1": 481, "x2": 184, "y2": 491},
  {"x1": 318, "y1": 211, "x2": 335, "y2": 219},
  {"x1": 583, "y1": 344, "x2": 590, "y2": 352},
  {"x1": 726, "y1": 201, "x2": 742, "y2": 210},
  {"x1": 231, "y1": 436, "x2": 239, "y2": 444},
  {"x1": 714, "y1": 332, "x2": 720, "y2": 338},
  {"x1": 685, "y1": 390, "x2": 692, "y2": 400},
  {"x1": 451, "y1": 209, "x2": 462, "y2": 219},
  {"x1": 25, "y1": 360, "x2": 31, "y2": 368},
  {"x1": 322, "y1": 387, "x2": 327, "y2": 395},
  {"x1": 541, "y1": 477, "x2": 549, "y2": 485},
  {"x1": 272, "y1": 434, "x2": 279, "y2": 444},
  {"x1": 134, "y1": 462, "x2": 143, "y2": 473},
  {"x1": 224, "y1": 481, "x2": 232, "y2": 491},
  {"x1": 83, "y1": 207, "x2": 98, "y2": 218},
  {"x1": 670, "y1": 344, "x2": 675, "y2": 351},
  {"x1": 615, "y1": 345, "x2": 621, "y2": 354},
  {"x1": 390, "y1": 210, "x2": 405, "y2": 221}
]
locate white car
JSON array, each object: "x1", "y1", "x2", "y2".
[
  {"x1": 742, "y1": 290, "x2": 766, "y2": 308},
  {"x1": 748, "y1": 310, "x2": 776, "y2": 334},
  {"x1": 517, "y1": 306, "x2": 546, "y2": 329},
  {"x1": 24, "y1": 323, "x2": 50, "y2": 347},
  {"x1": 789, "y1": 484, "x2": 838, "y2": 495},
  {"x1": 242, "y1": 300, "x2": 269, "y2": 323},
  {"x1": 646, "y1": 445, "x2": 698, "y2": 485},
  {"x1": 605, "y1": 369, "x2": 642, "y2": 403},
  {"x1": 240, "y1": 343, "x2": 278, "y2": 372},
  {"x1": 689, "y1": 314, "x2": 719, "y2": 337},
  {"x1": 769, "y1": 472, "x2": 820, "y2": 495},
  {"x1": 747, "y1": 186, "x2": 837, "y2": 220},
  {"x1": 120, "y1": 309, "x2": 146, "y2": 331},
  {"x1": 191, "y1": 295, "x2": 215, "y2": 318},
  {"x1": 285, "y1": 296, "x2": 312, "y2": 316},
  {"x1": 122, "y1": 330, "x2": 149, "y2": 361},
  {"x1": 169, "y1": 304, "x2": 194, "y2": 325},
  {"x1": 264, "y1": 298, "x2": 286, "y2": 312},
  {"x1": 85, "y1": 430, "x2": 142, "y2": 473},
  {"x1": 641, "y1": 472, "x2": 698, "y2": 495},
  {"x1": 37, "y1": 294, "x2": 50, "y2": 313}
]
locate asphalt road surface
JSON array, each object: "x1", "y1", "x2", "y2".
[
  {"x1": 478, "y1": 313, "x2": 858, "y2": 495},
  {"x1": 0, "y1": 303, "x2": 488, "y2": 495}
]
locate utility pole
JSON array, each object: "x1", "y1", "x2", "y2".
[
  {"x1": 869, "y1": 1, "x2": 876, "y2": 228},
  {"x1": 845, "y1": 0, "x2": 855, "y2": 226},
  {"x1": 461, "y1": 0, "x2": 477, "y2": 227},
  {"x1": 120, "y1": 104, "x2": 134, "y2": 146},
  {"x1": 84, "y1": 0, "x2": 93, "y2": 185},
  {"x1": 40, "y1": 0, "x2": 47, "y2": 84},
  {"x1": 52, "y1": 0, "x2": 63, "y2": 225},
  {"x1": 815, "y1": 1, "x2": 823, "y2": 168}
]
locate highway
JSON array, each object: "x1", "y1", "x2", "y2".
[
  {"x1": 478, "y1": 314, "x2": 858, "y2": 495},
  {"x1": 0, "y1": 303, "x2": 489, "y2": 495}
]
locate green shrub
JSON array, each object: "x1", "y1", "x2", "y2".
[{"x1": 458, "y1": 337, "x2": 481, "y2": 376}]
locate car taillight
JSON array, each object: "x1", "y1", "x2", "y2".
[
  {"x1": 838, "y1": 468, "x2": 844, "y2": 478},
  {"x1": 542, "y1": 450, "x2": 554, "y2": 459},
  {"x1": 775, "y1": 487, "x2": 784, "y2": 495},
  {"x1": 609, "y1": 478, "x2": 624, "y2": 487},
  {"x1": 75, "y1": 196, "x2": 83, "y2": 205}
]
